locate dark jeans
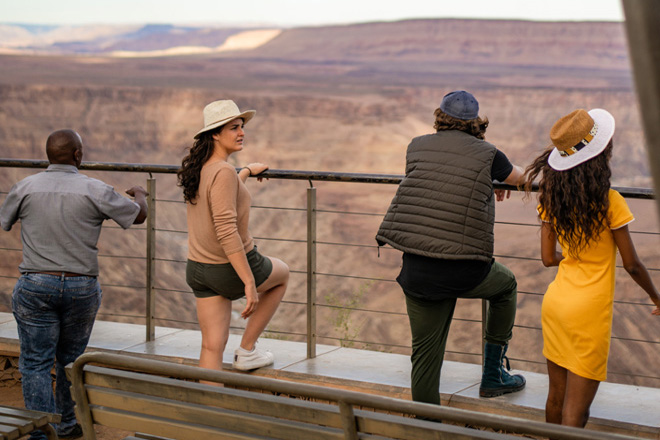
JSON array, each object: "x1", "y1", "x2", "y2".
[
  {"x1": 404, "y1": 261, "x2": 517, "y2": 404},
  {"x1": 12, "y1": 273, "x2": 101, "y2": 439}
]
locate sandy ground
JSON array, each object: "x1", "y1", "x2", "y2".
[{"x1": 0, "y1": 381, "x2": 131, "y2": 440}]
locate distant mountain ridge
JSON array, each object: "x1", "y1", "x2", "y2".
[
  {"x1": 243, "y1": 19, "x2": 629, "y2": 71},
  {"x1": 0, "y1": 19, "x2": 629, "y2": 72},
  {"x1": 0, "y1": 22, "x2": 268, "y2": 53}
]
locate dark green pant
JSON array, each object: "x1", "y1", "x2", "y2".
[{"x1": 404, "y1": 261, "x2": 518, "y2": 404}]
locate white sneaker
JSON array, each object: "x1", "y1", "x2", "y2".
[{"x1": 233, "y1": 346, "x2": 274, "y2": 371}]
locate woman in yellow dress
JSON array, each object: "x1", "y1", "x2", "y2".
[{"x1": 523, "y1": 108, "x2": 660, "y2": 428}]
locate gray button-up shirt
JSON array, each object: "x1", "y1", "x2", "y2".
[{"x1": 0, "y1": 164, "x2": 140, "y2": 276}]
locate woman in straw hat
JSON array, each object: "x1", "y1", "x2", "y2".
[
  {"x1": 523, "y1": 108, "x2": 660, "y2": 427},
  {"x1": 178, "y1": 100, "x2": 289, "y2": 374}
]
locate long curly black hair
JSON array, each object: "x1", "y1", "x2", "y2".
[
  {"x1": 177, "y1": 130, "x2": 217, "y2": 204},
  {"x1": 523, "y1": 141, "x2": 613, "y2": 259}
]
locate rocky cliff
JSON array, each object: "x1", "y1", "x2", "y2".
[{"x1": 0, "y1": 18, "x2": 657, "y2": 387}]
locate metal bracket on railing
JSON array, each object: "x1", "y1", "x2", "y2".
[{"x1": 308, "y1": 179, "x2": 314, "y2": 188}]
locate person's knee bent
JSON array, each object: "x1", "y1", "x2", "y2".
[
  {"x1": 493, "y1": 268, "x2": 518, "y2": 301},
  {"x1": 276, "y1": 257, "x2": 289, "y2": 279},
  {"x1": 500, "y1": 266, "x2": 517, "y2": 295},
  {"x1": 269, "y1": 257, "x2": 289, "y2": 286}
]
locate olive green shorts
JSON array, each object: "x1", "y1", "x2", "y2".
[{"x1": 186, "y1": 247, "x2": 273, "y2": 300}]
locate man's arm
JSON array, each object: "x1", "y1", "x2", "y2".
[
  {"x1": 125, "y1": 186, "x2": 148, "y2": 224},
  {"x1": 503, "y1": 165, "x2": 525, "y2": 186},
  {"x1": 494, "y1": 164, "x2": 525, "y2": 201},
  {"x1": 491, "y1": 149, "x2": 525, "y2": 201},
  {"x1": 0, "y1": 184, "x2": 21, "y2": 231}
]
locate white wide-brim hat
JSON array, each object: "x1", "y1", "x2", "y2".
[
  {"x1": 547, "y1": 108, "x2": 615, "y2": 171},
  {"x1": 194, "y1": 100, "x2": 256, "y2": 139}
]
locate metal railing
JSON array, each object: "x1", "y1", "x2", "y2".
[{"x1": 0, "y1": 159, "x2": 658, "y2": 388}]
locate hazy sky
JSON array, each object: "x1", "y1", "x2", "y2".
[{"x1": 2, "y1": 0, "x2": 624, "y2": 26}]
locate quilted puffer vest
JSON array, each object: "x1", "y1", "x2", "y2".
[{"x1": 376, "y1": 130, "x2": 497, "y2": 261}]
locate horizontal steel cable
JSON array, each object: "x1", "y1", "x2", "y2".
[
  {"x1": 98, "y1": 254, "x2": 144, "y2": 260},
  {"x1": 101, "y1": 283, "x2": 145, "y2": 289},
  {"x1": 99, "y1": 225, "x2": 147, "y2": 230},
  {"x1": 316, "y1": 334, "x2": 412, "y2": 350},
  {"x1": 96, "y1": 312, "x2": 145, "y2": 319}
]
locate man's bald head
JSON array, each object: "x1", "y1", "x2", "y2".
[{"x1": 46, "y1": 129, "x2": 83, "y2": 167}]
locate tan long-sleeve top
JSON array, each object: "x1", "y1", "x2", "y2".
[{"x1": 187, "y1": 160, "x2": 254, "y2": 264}]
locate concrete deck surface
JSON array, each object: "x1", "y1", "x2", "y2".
[{"x1": 0, "y1": 312, "x2": 658, "y2": 439}]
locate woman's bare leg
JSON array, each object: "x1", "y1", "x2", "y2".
[
  {"x1": 240, "y1": 257, "x2": 289, "y2": 350},
  {"x1": 546, "y1": 359, "x2": 568, "y2": 424},
  {"x1": 196, "y1": 295, "x2": 232, "y2": 379},
  {"x1": 562, "y1": 371, "x2": 600, "y2": 428}
]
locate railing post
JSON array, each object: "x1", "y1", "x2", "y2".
[
  {"x1": 146, "y1": 176, "x2": 156, "y2": 342},
  {"x1": 481, "y1": 299, "x2": 487, "y2": 368},
  {"x1": 622, "y1": 0, "x2": 660, "y2": 222},
  {"x1": 307, "y1": 185, "x2": 317, "y2": 358}
]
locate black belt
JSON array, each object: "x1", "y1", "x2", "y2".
[{"x1": 32, "y1": 271, "x2": 90, "y2": 277}]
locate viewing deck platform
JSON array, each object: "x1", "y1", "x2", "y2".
[{"x1": 1, "y1": 312, "x2": 658, "y2": 439}]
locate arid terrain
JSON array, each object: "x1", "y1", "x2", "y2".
[{"x1": 0, "y1": 18, "x2": 658, "y2": 387}]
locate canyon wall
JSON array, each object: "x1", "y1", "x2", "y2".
[{"x1": 0, "y1": 18, "x2": 658, "y2": 386}]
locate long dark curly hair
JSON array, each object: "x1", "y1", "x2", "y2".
[
  {"x1": 177, "y1": 130, "x2": 217, "y2": 204},
  {"x1": 434, "y1": 108, "x2": 489, "y2": 140},
  {"x1": 523, "y1": 141, "x2": 613, "y2": 259}
]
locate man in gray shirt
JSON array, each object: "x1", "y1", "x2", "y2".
[{"x1": 0, "y1": 129, "x2": 148, "y2": 440}]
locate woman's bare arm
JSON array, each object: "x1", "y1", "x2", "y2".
[
  {"x1": 613, "y1": 225, "x2": 660, "y2": 315},
  {"x1": 541, "y1": 222, "x2": 564, "y2": 267}
]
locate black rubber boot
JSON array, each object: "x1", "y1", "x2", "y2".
[{"x1": 479, "y1": 342, "x2": 526, "y2": 398}]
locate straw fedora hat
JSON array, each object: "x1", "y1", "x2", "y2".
[
  {"x1": 194, "y1": 100, "x2": 256, "y2": 139},
  {"x1": 547, "y1": 108, "x2": 615, "y2": 171}
]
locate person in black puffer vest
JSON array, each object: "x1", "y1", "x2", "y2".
[{"x1": 376, "y1": 91, "x2": 526, "y2": 405}]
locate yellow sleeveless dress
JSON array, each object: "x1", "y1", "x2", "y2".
[{"x1": 540, "y1": 189, "x2": 634, "y2": 381}]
